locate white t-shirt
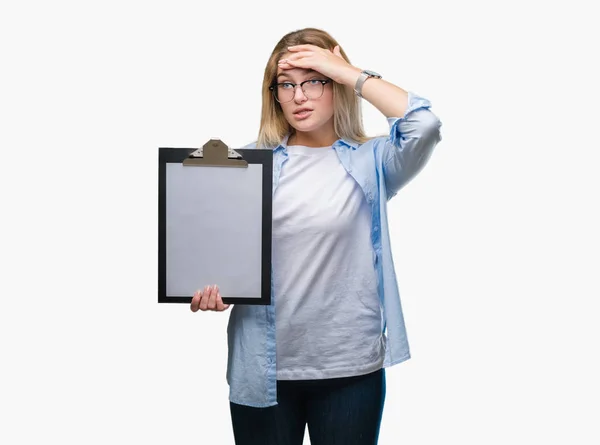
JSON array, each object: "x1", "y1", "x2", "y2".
[{"x1": 273, "y1": 144, "x2": 385, "y2": 380}]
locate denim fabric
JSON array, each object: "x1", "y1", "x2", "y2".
[
  {"x1": 226, "y1": 91, "x2": 443, "y2": 407},
  {"x1": 229, "y1": 368, "x2": 386, "y2": 445}
]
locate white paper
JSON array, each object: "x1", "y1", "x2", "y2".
[{"x1": 165, "y1": 163, "x2": 264, "y2": 298}]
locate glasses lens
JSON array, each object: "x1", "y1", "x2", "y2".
[
  {"x1": 302, "y1": 80, "x2": 324, "y2": 99},
  {"x1": 276, "y1": 83, "x2": 295, "y2": 103}
]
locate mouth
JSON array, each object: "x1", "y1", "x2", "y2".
[{"x1": 293, "y1": 108, "x2": 313, "y2": 119}]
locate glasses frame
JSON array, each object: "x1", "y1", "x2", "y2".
[{"x1": 269, "y1": 79, "x2": 331, "y2": 103}]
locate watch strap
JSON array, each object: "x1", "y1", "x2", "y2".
[{"x1": 354, "y1": 70, "x2": 381, "y2": 98}]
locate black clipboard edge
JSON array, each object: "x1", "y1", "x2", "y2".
[{"x1": 158, "y1": 146, "x2": 273, "y2": 306}]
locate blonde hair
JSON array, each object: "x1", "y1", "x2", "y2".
[{"x1": 256, "y1": 27, "x2": 372, "y2": 149}]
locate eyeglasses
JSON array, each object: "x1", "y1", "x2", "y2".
[{"x1": 269, "y1": 79, "x2": 331, "y2": 103}]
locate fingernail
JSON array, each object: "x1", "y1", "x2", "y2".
[{"x1": 278, "y1": 59, "x2": 287, "y2": 64}]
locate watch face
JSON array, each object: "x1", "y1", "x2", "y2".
[{"x1": 364, "y1": 70, "x2": 381, "y2": 77}]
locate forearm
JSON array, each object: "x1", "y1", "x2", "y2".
[{"x1": 338, "y1": 66, "x2": 409, "y2": 118}]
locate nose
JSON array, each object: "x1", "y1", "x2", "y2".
[{"x1": 293, "y1": 85, "x2": 308, "y2": 103}]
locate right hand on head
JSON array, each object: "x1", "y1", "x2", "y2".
[{"x1": 190, "y1": 284, "x2": 231, "y2": 312}]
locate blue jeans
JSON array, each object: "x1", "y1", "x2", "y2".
[{"x1": 229, "y1": 368, "x2": 386, "y2": 445}]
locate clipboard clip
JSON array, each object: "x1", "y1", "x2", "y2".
[{"x1": 183, "y1": 138, "x2": 248, "y2": 168}]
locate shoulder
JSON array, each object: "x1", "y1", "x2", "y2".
[{"x1": 354, "y1": 134, "x2": 388, "y2": 154}]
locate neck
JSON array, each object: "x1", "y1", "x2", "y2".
[{"x1": 289, "y1": 126, "x2": 337, "y2": 148}]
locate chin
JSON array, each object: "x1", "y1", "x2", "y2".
[
  {"x1": 293, "y1": 123, "x2": 318, "y2": 133},
  {"x1": 290, "y1": 118, "x2": 321, "y2": 133}
]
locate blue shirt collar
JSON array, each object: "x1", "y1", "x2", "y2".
[{"x1": 275, "y1": 133, "x2": 359, "y2": 152}]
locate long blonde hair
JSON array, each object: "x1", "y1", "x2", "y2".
[{"x1": 256, "y1": 27, "x2": 372, "y2": 149}]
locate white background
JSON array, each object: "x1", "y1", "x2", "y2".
[{"x1": 1, "y1": 0, "x2": 599, "y2": 444}]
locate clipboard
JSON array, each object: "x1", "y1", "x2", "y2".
[{"x1": 158, "y1": 138, "x2": 273, "y2": 305}]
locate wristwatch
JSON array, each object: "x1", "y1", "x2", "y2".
[{"x1": 354, "y1": 69, "x2": 382, "y2": 98}]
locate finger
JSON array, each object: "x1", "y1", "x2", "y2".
[
  {"x1": 284, "y1": 51, "x2": 313, "y2": 61},
  {"x1": 286, "y1": 44, "x2": 318, "y2": 52},
  {"x1": 207, "y1": 284, "x2": 218, "y2": 310},
  {"x1": 216, "y1": 291, "x2": 230, "y2": 311},
  {"x1": 279, "y1": 58, "x2": 309, "y2": 69},
  {"x1": 199, "y1": 285, "x2": 210, "y2": 311},
  {"x1": 190, "y1": 289, "x2": 202, "y2": 312}
]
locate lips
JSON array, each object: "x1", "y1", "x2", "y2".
[
  {"x1": 293, "y1": 108, "x2": 313, "y2": 120},
  {"x1": 293, "y1": 107, "x2": 313, "y2": 114}
]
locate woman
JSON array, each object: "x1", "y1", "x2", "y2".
[{"x1": 190, "y1": 27, "x2": 442, "y2": 445}]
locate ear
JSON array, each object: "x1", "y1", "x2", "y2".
[{"x1": 333, "y1": 45, "x2": 342, "y2": 57}]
